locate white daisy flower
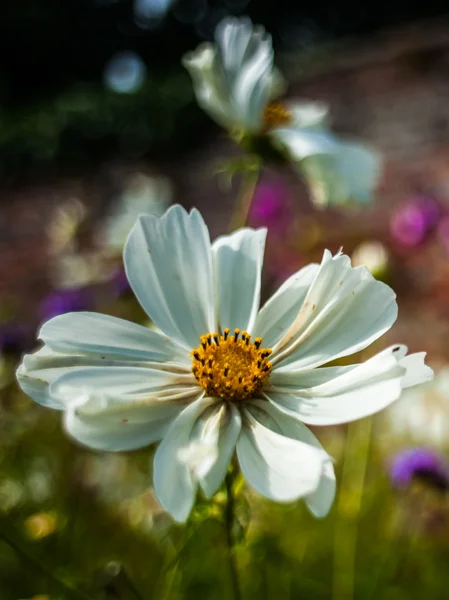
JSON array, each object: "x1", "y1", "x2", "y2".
[
  {"x1": 17, "y1": 205, "x2": 432, "y2": 522},
  {"x1": 183, "y1": 17, "x2": 381, "y2": 207}
]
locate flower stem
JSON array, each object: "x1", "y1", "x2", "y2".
[
  {"x1": 228, "y1": 168, "x2": 260, "y2": 232},
  {"x1": 0, "y1": 530, "x2": 94, "y2": 600},
  {"x1": 332, "y1": 416, "x2": 373, "y2": 600},
  {"x1": 225, "y1": 472, "x2": 242, "y2": 600},
  {"x1": 119, "y1": 566, "x2": 147, "y2": 600}
]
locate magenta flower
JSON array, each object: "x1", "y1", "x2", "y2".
[{"x1": 391, "y1": 196, "x2": 441, "y2": 247}]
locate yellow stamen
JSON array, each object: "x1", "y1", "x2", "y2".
[
  {"x1": 262, "y1": 101, "x2": 292, "y2": 130},
  {"x1": 191, "y1": 329, "x2": 272, "y2": 402}
]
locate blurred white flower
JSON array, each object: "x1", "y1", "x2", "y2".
[
  {"x1": 47, "y1": 198, "x2": 86, "y2": 255},
  {"x1": 134, "y1": 0, "x2": 174, "y2": 28},
  {"x1": 46, "y1": 197, "x2": 111, "y2": 289},
  {"x1": 26, "y1": 458, "x2": 53, "y2": 503},
  {"x1": 51, "y1": 251, "x2": 114, "y2": 289},
  {"x1": 351, "y1": 240, "x2": 389, "y2": 279},
  {"x1": 101, "y1": 174, "x2": 171, "y2": 254},
  {"x1": 183, "y1": 17, "x2": 381, "y2": 207},
  {"x1": 0, "y1": 479, "x2": 25, "y2": 512},
  {"x1": 17, "y1": 206, "x2": 432, "y2": 523},
  {"x1": 121, "y1": 491, "x2": 159, "y2": 532},
  {"x1": 384, "y1": 368, "x2": 449, "y2": 449},
  {"x1": 83, "y1": 453, "x2": 148, "y2": 504},
  {"x1": 104, "y1": 51, "x2": 147, "y2": 94}
]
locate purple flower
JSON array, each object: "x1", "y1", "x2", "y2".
[
  {"x1": 390, "y1": 196, "x2": 441, "y2": 247},
  {"x1": 39, "y1": 288, "x2": 91, "y2": 321},
  {"x1": 389, "y1": 447, "x2": 449, "y2": 492}
]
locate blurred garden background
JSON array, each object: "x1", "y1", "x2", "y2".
[{"x1": 3, "y1": 1, "x2": 449, "y2": 598}]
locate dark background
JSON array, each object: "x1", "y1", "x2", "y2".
[{"x1": 0, "y1": 0, "x2": 448, "y2": 177}]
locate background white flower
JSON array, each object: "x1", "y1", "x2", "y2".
[
  {"x1": 183, "y1": 17, "x2": 381, "y2": 207},
  {"x1": 382, "y1": 367, "x2": 449, "y2": 449},
  {"x1": 101, "y1": 173, "x2": 171, "y2": 254},
  {"x1": 103, "y1": 51, "x2": 147, "y2": 94},
  {"x1": 351, "y1": 240, "x2": 389, "y2": 279},
  {"x1": 17, "y1": 205, "x2": 432, "y2": 522}
]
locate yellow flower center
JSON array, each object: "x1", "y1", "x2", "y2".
[
  {"x1": 262, "y1": 101, "x2": 292, "y2": 130},
  {"x1": 191, "y1": 329, "x2": 273, "y2": 402}
]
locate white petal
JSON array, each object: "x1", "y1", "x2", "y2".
[
  {"x1": 176, "y1": 403, "x2": 224, "y2": 481},
  {"x1": 236, "y1": 408, "x2": 327, "y2": 502},
  {"x1": 333, "y1": 141, "x2": 381, "y2": 204},
  {"x1": 124, "y1": 206, "x2": 217, "y2": 350},
  {"x1": 196, "y1": 403, "x2": 242, "y2": 498},
  {"x1": 182, "y1": 44, "x2": 235, "y2": 130},
  {"x1": 177, "y1": 439, "x2": 219, "y2": 481},
  {"x1": 270, "y1": 364, "x2": 354, "y2": 389},
  {"x1": 272, "y1": 250, "x2": 397, "y2": 370},
  {"x1": 246, "y1": 399, "x2": 335, "y2": 516},
  {"x1": 270, "y1": 127, "x2": 340, "y2": 161},
  {"x1": 300, "y1": 141, "x2": 382, "y2": 208},
  {"x1": 399, "y1": 352, "x2": 434, "y2": 388},
  {"x1": 252, "y1": 263, "x2": 319, "y2": 348},
  {"x1": 215, "y1": 17, "x2": 274, "y2": 132},
  {"x1": 17, "y1": 312, "x2": 190, "y2": 409},
  {"x1": 167, "y1": 402, "x2": 241, "y2": 499},
  {"x1": 63, "y1": 391, "x2": 182, "y2": 452},
  {"x1": 271, "y1": 124, "x2": 382, "y2": 209},
  {"x1": 287, "y1": 101, "x2": 330, "y2": 130},
  {"x1": 49, "y1": 366, "x2": 198, "y2": 405},
  {"x1": 153, "y1": 397, "x2": 218, "y2": 523},
  {"x1": 305, "y1": 461, "x2": 336, "y2": 518},
  {"x1": 16, "y1": 312, "x2": 191, "y2": 411},
  {"x1": 17, "y1": 342, "x2": 179, "y2": 410},
  {"x1": 17, "y1": 346, "x2": 73, "y2": 409},
  {"x1": 213, "y1": 228, "x2": 266, "y2": 333},
  {"x1": 268, "y1": 345, "x2": 412, "y2": 425},
  {"x1": 216, "y1": 17, "x2": 253, "y2": 84},
  {"x1": 47, "y1": 366, "x2": 200, "y2": 451},
  {"x1": 39, "y1": 311, "x2": 188, "y2": 364}
]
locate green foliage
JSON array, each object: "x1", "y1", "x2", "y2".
[
  {"x1": 2, "y1": 377, "x2": 449, "y2": 600},
  {"x1": 0, "y1": 71, "x2": 201, "y2": 176}
]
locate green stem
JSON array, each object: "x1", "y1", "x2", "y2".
[
  {"x1": 225, "y1": 472, "x2": 242, "y2": 600},
  {"x1": 228, "y1": 169, "x2": 260, "y2": 232},
  {"x1": 332, "y1": 416, "x2": 372, "y2": 600},
  {"x1": 0, "y1": 530, "x2": 94, "y2": 600},
  {"x1": 120, "y1": 566, "x2": 147, "y2": 600},
  {"x1": 101, "y1": 562, "x2": 146, "y2": 600}
]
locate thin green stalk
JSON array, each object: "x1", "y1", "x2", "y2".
[
  {"x1": 158, "y1": 559, "x2": 179, "y2": 600},
  {"x1": 225, "y1": 472, "x2": 242, "y2": 600},
  {"x1": 118, "y1": 566, "x2": 147, "y2": 600},
  {"x1": 0, "y1": 530, "x2": 94, "y2": 600},
  {"x1": 228, "y1": 169, "x2": 260, "y2": 232},
  {"x1": 332, "y1": 416, "x2": 372, "y2": 600}
]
